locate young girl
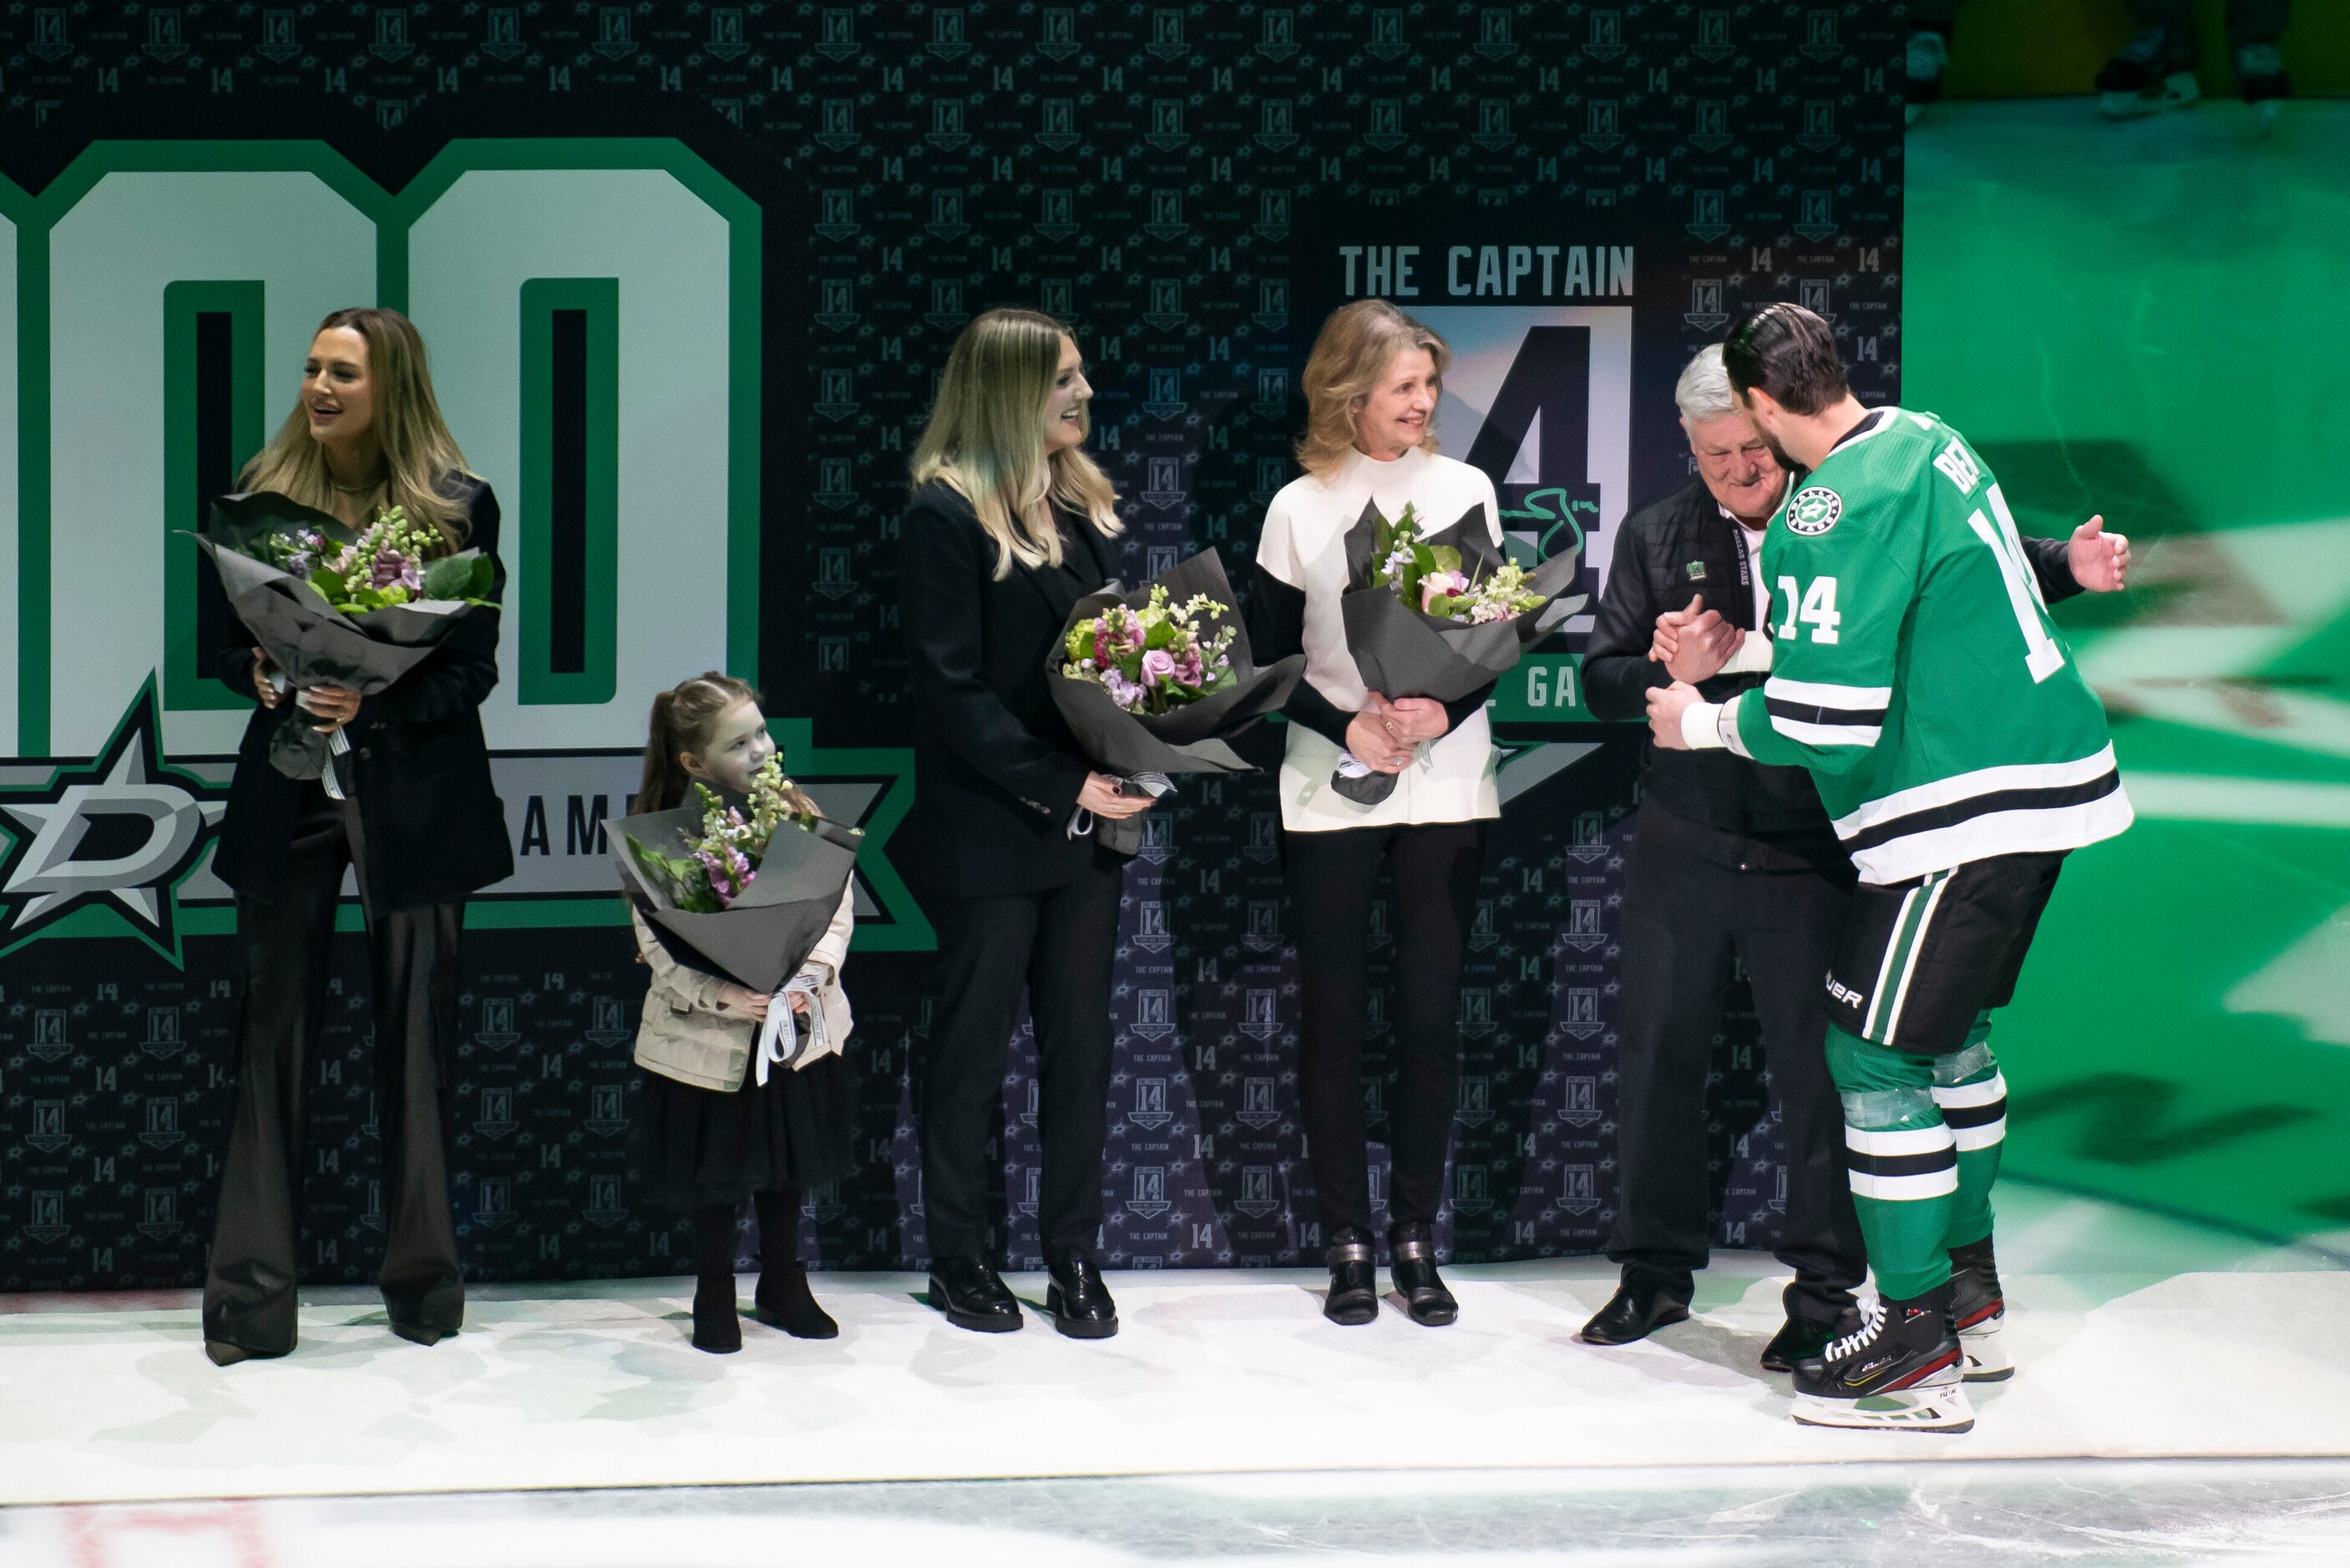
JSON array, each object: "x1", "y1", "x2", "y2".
[{"x1": 632, "y1": 673, "x2": 858, "y2": 1353}]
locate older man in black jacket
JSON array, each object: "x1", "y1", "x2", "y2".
[{"x1": 1580, "y1": 346, "x2": 2125, "y2": 1370}]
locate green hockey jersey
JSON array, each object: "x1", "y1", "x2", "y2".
[{"x1": 1725, "y1": 407, "x2": 2132, "y2": 885}]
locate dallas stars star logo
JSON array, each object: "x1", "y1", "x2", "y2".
[{"x1": 0, "y1": 680, "x2": 228, "y2": 962}]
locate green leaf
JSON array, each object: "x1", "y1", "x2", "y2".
[{"x1": 420, "y1": 549, "x2": 492, "y2": 602}]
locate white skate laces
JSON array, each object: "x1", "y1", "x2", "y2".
[{"x1": 1826, "y1": 1297, "x2": 1887, "y2": 1363}]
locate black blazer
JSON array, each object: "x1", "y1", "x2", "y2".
[
  {"x1": 897, "y1": 478, "x2": 1119, "y2": 901},
  {"x1": 202, "y1": 474, "x2": 514, "y2": 912}
]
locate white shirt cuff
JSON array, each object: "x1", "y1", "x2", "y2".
[
  {"x1": 1681, "y1": 700, "x2": 1729, "y2": 751},
  {"x1": 1719, "y1": 632, "x2": 1774, "y2": 675}
]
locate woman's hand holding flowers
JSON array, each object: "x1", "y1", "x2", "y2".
[
  {"x1": 251, "y1": 650, "x2": 283, "y2": 709},
  {"x1": 296, "y1": 684, "x2": 362, "y2": 732},
  {"x1": 1079, "y1": 772, "x2": 1155, "y2": 818}
]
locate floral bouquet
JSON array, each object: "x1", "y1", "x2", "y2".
[
  {"x1": 1046, "y1": 549, "x2": 1304, "y2": 855},
  {"x1": 1331, "y1": 499, "x2": 1585, "y2": 804},
  {"x1": 610, "y1": 755, "x2": 864, "y2": 994},
  {"x1": 1368, "y1": 504, "x2": 1551, "y2": 625},
  {"x1": 1061, "y1": 583, "x2": 1239, "y2": 716},
  {"x1": 193, "y1": 490, "x2": 499, "y2": 790}
]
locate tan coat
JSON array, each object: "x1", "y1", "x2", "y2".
[{"x1": 630, "y1": 887, "x2": 856, "y2": 1092}]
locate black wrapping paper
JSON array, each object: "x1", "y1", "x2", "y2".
[
  {"x1": 1046, "y1": 549, "x2": 1303, "y2": 854},
  {"x1": 610, "y1": 803, "x2": 862, "y2": 994},
  {"x1": 196, "y1": 491, "x2": 498, "y2": 783}
]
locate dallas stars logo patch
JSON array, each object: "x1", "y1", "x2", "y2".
[
  {"x1": 1786, "y1": 486, "x2": 1842, "y2": 535},
  {"x1": 0, "y1": 680, "x2": 228, "y2": 962}
]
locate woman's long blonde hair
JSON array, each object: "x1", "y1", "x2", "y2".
[
  {"x1": 241, "y1": 306, "x2": 476, "y2": 549},
  {"x1": 909, "y1": 308, "x2": 1121, "y2": 579},
  {"x1": 1295, "y1": 300, "x2": 1451, "y2": 479}
]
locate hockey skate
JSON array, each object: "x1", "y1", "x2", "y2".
[
  {"x1": 1950, "y1": 1243, "x2": 2012, "y2": 1383},
  {"x1": 1790, "y1": 1287, "x2": 1974, "y2": 1434},
  {"x1": 2097, "y1": 27, "x2": 2200, "y2": 119}
]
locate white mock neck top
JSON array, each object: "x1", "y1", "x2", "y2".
[{"x1": 1254, "y1": 447, "x2": 1504, "y2": 832}]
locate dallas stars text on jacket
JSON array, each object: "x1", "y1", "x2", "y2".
[{"x1": 1691, "y1": 407, "x2": 2132, "y2": 885}]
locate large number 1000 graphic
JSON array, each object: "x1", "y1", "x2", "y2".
[
  {"x1": 0, "y1": 142, "x2": 839, "y2": 953},
  {"x1": 3, "y1": 141, "x2": 758, "y2": 763}
]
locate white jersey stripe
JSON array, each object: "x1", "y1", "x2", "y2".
[
  {"x1": 1851, "y1": 788, "x2": 2136, "y2": 886},
  {"x1": 1845, "y1": 1123, "x2": 1957, "y2": 1158},
  {"x1": 1772, "y1": 718, "x2": 1882, "y2": 748},
  {"x1": 1848, "y1": 1167, "x2": 1961, "y2": 1201},
  {"x1": 1831, "y1": 746, "x2": 2122, "y2": 837},
  {"x1": 1951, "y1": 1118, "x2": 2008, "y2": 1152},
  {"x1": 1765, "y1": 676, "x2": 1895, "y2": 711}
]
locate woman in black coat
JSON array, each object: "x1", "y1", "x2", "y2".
[
  {"x1": 197, "y1": 307, "x2": 512, "y2": 1363},
  {"x1": 898, "y1": 308, "x2": 1152, "y2": 1339}
]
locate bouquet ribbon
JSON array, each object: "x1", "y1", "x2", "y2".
[
  {"x1": 281, "y1": 675, "x2": 353, "y2": 802},
  {"x1": 753, "y1": 970, "x2": 830, "y2": 1087}
]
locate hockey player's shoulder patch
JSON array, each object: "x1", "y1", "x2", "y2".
[{"x1": 1785, "y1": 485, "x2": 1843, "y2": 536}]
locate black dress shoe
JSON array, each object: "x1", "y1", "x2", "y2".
[
  {"x1": 1578, "y1": 1276, "x2": 1690, "y2": 1345},
  {"x1": 1323, "y1": 1228, "x2": 1378, "y2": 1326},
  {"x1": 1045, "y1": 1251, "x2": 1120, "y2": 1339},
  {"x1": 204, "y1": 1339, "x2": 288, "y2": 1367},
  {"x1": 1761, "y1": 1306, "x2": 1861, "y2": 1373},
  {"x1": 1389, "y1": 1222, "x2": 1457, "y2": 1327},
  {"x1": 927, "y1": 1255, "x2": 1024, "y2": 1333}
]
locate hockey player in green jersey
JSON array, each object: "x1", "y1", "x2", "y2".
[{"x1": 1649, "y1": 303, "x2": 2135, "y2": 1434}]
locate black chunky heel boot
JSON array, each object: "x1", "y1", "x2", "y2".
[
  {"x1": 1389, "y1": 1222, "x2": 1456, "y2": 1327},
  {"x1": 1323, "y1": 1227, "x2": 1378, "y2": 1326}
]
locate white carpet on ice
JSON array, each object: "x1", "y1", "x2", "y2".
[{"x1": 5, "y1": 1185, "x2": 2347, "y2": 1505}]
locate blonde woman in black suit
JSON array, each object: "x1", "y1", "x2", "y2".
[
  {"x1": 197, "y1": 307, "x2": 510, "y2": 1363},
  {"x1": 897, "y1": 309, "x2": 1150, "y2": 1338}
]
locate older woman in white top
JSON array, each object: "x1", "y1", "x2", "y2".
[{"x1": 1248, "y1": 300, "x2": 1502, "y2": 1328}]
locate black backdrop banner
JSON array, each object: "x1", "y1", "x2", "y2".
[{"x1": 0, "y1": 4, "x2": 1902, "y2": 1287}]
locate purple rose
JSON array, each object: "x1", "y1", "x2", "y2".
[{"x1": 1138, "y1": 648, "x2": 1178, "y2": 686}]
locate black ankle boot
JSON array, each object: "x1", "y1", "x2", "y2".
[
  {"x1": 750, "y1": 1189, "x2": 838, "y2": 1338},
  {"x1": 691, "y1": 1203, "x2": 743, "y2": 1353},
  {"x1": 692, "y1": 1273, "x2": 742, "y2": 1353},
  {"x1": 753, "y1": 1265, "x2": 838, "y2": 1339},
  {"x1": 1323, "y1": 1227, "x2": 1378, "y2": 1326},
  {"x1": 1388, "y1": 1222, "x2": 1456, "y2": 1327}
]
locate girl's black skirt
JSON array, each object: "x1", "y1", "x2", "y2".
[{"x1": 635, "y1": 1047, "x2": 856, "y2": 1211}]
